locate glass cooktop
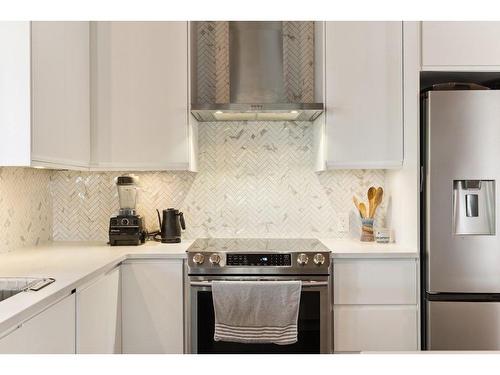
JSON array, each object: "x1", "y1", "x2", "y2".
[{"x1": 187, "y1": 238, "x2": 329, "y2": 253}]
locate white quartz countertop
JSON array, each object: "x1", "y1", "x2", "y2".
[
  {"x1": 319, "y1": 238, "x2": 419, "y2": 259},
  {"x1": 0, "y1": 240, "x2": 193, "y2": 335},
  {"x1": 0, "y1": 237, "x2": 417, "y2": 335}
]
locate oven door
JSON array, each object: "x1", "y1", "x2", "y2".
[{"x1": 186, "y1": 276, "x2": 332, "y2": 354}]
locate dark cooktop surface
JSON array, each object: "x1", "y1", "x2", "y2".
[{"x1": 187, "y1": 238, "x2": 329, "y2": 253}]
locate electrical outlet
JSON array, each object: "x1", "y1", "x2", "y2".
[{"x1": 337, "y1": 213, "x2": 349, "y2": 232}]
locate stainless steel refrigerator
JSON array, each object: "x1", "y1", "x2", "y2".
[{"x1": 423, "y1": 90, "x2": 500, "y2": 350}]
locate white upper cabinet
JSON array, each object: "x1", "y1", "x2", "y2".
[
  {"x1": 91, "y1": 21, "x2": 196, "y2": 171},
  {"x1": 324, "y1": 22, "x2": 403, "y2": 169},
  {"x1": 422, "y1": 22, "x2": 500, "y2": 69},
  {"x1": 0, "y1": 21, "x2": 197, "y2": 172},
  {"x1": 0, "y1": 22, "x2": 31, "y2": 166},
  {"x1": 0, "y1": 21, "x2": 90, "y2": 169},
  {"x1": 31, "y1": 21, "x2": 90, "y2": 168}
]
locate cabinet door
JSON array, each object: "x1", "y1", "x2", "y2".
[
  {"x1": 31, "y1": 21, "x2": 90, "y2": 169},
  {"x1": 0, "y1": 22, "x2": 31, "y2": 166},
  {"x1": 91, "y1": 21, "x2": 190, "y2": 171},
  {"x1": 121, "y1": 260, "x2": 184, "y2": 353},
  {"x1": 325, "y1": 22, "x2": 403, "y2": 169},
  {"x1": 0, "y1": 294, "x2": 75, "y2": 354},
  {"x1": 76, "y1": 267, "x2": 121, "y2": 353},
  {"x1": 334, "y1": 305, "x2": 418, "y2": 352},
  {"x1": 422, "y1": 22, "x2": 500, "y2": 68}
]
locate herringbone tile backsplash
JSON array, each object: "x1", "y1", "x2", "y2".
[
  {"x1": 195, "y1": 21, "x2": 315, "y2": 104},
  {"x1": 0, "y1": 168, "x2": 52, "y2": 253},
  {"x1": 51, "y1": 121, "x2": 386, "y2": 241}
]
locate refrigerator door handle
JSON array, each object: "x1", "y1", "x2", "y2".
[{"x1": 420, "y1": 166, "x2": 424, "y2": 193}]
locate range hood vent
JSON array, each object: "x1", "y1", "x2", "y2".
[
  {"x1": 191, "y1": 103, "x2": 323, "y2": 122},
  {"x1": 191, "y1": 21, "x2": 323, "y2": 122}
]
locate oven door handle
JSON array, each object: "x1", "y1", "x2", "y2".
[{"x1": 189, "y1": 280, "x2": 328, "y2": 288}]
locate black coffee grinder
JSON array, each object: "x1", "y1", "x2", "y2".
[{"x1": 109, "y1": 175, "x2": 146, "y2": 246}]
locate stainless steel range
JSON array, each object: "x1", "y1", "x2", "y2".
[{"x1": 185, "y1": 238, "x2": 332, "y2": 354}]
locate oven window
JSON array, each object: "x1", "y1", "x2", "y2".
[{"x1": 197, "y1": 291, "x2": 320, "y2": 354}]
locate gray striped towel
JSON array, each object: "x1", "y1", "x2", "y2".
[{"x1": 211, "y1": 280, "x2": 302, "y2": 345}]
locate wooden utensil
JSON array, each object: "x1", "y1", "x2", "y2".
[
  {"x1": 367, "y1": 186, "x2": 376, "y2": 218},
  {"x1": 372, "y1": 187, "x2": 384, "y2": 217},
  {"x1": 358, "y1": 202, "x2": 367, "y2": 219},
  {"x1": 353, "y1": 196, "x2": 361, "y2": 217}
]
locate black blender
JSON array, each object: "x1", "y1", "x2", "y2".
[{"x1": 108, "y1": 175, "x2": 146, "y2": 246}]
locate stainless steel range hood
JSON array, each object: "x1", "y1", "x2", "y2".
[
  {"x1": 191, "y1": 21, "x2": 324, "y2": 122},
  {"x1": 191, "y1": 103, "x2": 324, "y2": 122}
]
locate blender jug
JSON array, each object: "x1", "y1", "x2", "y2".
[{"x1": 116, "y1": 175, "x2": 138, "y2": 216}]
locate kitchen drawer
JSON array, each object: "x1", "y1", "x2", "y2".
[
  {"x1": 333, "y1": 259, "x2": 417, "y2": 305},
  {"x1": 334, "y1": 305, "x2": 418, "y2": 352},
  {"x1": 427, "y1": 300, "x2": 500, "y2": 350}
]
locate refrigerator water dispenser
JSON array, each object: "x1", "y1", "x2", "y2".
[{"x1": 453, "y1": 180, "x2": 495, "y2": 235}]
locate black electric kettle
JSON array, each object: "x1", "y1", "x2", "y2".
[{"x1": 157, "y1": 208, "x2": 186, "y2": 243}]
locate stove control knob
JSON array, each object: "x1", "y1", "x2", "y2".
[
  {"x1": 297, "y1": 253, "x2": 309, "y2": 266},
  {"x1": 313, "y1": 253, "x2": 325, "y2": 266},
  {"x1": 192, "y1": 253, "x2": 205, "y2": 265},
  {"x1": 209, "y1": 253, "x2": 222, "y2": 265}
]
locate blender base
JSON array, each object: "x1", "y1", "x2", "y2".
[{"x1": 108, "y1": 214, "x2": 146, "y2": 246}]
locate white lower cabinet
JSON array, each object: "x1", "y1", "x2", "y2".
[
  {"x1": 121, "y1": 260, "x2": 184, "y2": 353},
  {"x1": 334, "y1": 259, "x2": 417, "y2": 305},
  {"x1": 334, "y1": 305, "x2": 418, "y2": 352},
  {"x1": 0, "y1": 294, "x2": 76, "y2": 354},
  {"x1": 76, "y1": 267, "x2": 121, "y2": 354},
  {"x1": 333, "y1": 258, "x2": 419, "y2": 352}
]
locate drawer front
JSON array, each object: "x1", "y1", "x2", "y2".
[
  {"x1": 428, "y1": 301, "x2": 500, "y2": 350},
  {"x1": 334, "y1": 259, "x2": 417, "y2": 305},
  {"x1": 334, "y1": 305, "x2": 418, "y2": 352}
]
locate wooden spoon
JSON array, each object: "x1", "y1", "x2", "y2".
[
  {"x1": 353, "y1": 196, "x2": 362, "y2": 218},
  {"x1": 352, "y1": 195, "x2": 359, "y2": 208},
  {"x1": 358, "y1": 202, "x2": 367, "y2": 219},
  {"x1": 372, "y1": 187, "x2": 384, "y2": 217},
  {"x1": 367, "y1": 186, "x2": 376, "y2": 218}
]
